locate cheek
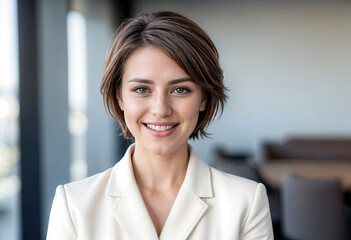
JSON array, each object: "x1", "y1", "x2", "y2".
[
  {"x1": 178, "y1": 100, "x2": 201, "y2": 124},
  {"x1": 122, "y1": 98, "x2": 147, "y2": 125},
  {"x1": 124, "y1": 103, "x2": 143, "y2": 118}
]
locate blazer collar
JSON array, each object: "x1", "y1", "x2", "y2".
[
  {"x1": 182, "y1": 144, "x2": 213, "y2": 198},
  {"x1": 105, "y1": 144, "x2": 213, "y2": 239},
  {"x1": 105, "y1": 144, "x2": 136, "y2": 197}
]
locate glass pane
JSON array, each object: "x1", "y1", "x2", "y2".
[
  {"x1": 0, "y1": 0, "x2": 21, "y2": 239},
  {"x1": 67, "y1": 10, "x2": 88, "y2": 181}
]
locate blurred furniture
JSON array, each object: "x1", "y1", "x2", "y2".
[
  {"x1": 211, "y1": 147, "x2": 257, "y2": 180},
  {"x1": 263, "y1": 138, "x2": 351, "y2": 161},
  {"x1": 281, "y1": 175, "x2": 346, "y2": 240},
  {"x1": 259, "y1": 159, "x2": 351, "y2": 192}
]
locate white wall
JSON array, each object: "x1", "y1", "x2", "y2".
[{"x1": 136, "y1": 0, "x2": 351, "y2": 163}]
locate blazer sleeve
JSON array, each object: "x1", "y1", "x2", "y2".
[
  {"x1": 240, "y1": 183, "x2": 274, "y2": 240},
  {"x1": 46, "y1": 185, "x2": 77, "y2": 240}
]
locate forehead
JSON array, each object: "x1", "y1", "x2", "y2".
[{"x1": 122, "y1": 46, "x2": 190, "y2": 82}]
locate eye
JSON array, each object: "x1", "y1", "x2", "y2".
[
  {"x1": 172, "y1": 87, "x2": 190, "y2": 94},
  {"x1": 133, "y1": 87, "x2": 149, "y2": 94}
]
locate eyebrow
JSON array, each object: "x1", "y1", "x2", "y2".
[{"x1": 127, "y1": 77, "x2": 193, "y2": 85}]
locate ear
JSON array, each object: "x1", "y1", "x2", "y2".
[
  {"x1": 117, "y1": 93, "x2": 124, "y2": 111},
  {"x1": 200, "y1": 98, "x2": 207, "y2": 112}
]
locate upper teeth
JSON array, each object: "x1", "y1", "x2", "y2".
[{"x1": 147, "y1": 124, "x2": 174, "y2": 131}]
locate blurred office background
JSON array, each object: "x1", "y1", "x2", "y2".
[{"x1": 0, "y1": 0, "x2": 350, "y2": 239}]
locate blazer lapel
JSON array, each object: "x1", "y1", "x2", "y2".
[
  {"x1": 105, "y1": 145, "x2": 158, "y2": 240},
  {"x1": 160, "y1": 145, "x2": 214, "y2": 240}
]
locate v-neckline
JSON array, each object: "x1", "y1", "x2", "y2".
[
  {"x1": 107, "y1": 144, "x2": 213, "y2": 240},
  {"x1": 137, "y1": 182, "x2": 182, "y2": 237}
]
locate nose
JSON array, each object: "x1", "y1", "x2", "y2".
[{"x1": 151, "y1": 93, "x2": 172, "y2": 118}]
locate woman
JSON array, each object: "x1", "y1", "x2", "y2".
[{"x1": 47, "y1": 11, "x2": 273, "y2": 240}]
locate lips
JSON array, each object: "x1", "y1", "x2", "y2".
[
  {"x1": 145, "y1": 123, "x2": 177, "y2": 132},
  {"x1": 143, "y1": 122, "x2": 179, "y2": 137}
]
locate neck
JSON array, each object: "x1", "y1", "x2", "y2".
[{"x1": 131, "y1": 144, "x2": 189, "y2": 192}]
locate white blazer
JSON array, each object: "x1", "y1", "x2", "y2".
[{"x1": 47, "y1": 144, "x2": 274, "y2": 240}]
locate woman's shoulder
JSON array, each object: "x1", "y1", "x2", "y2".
[
  {"x1": 56, "y1": 146, "x2": 134, "y2": 201},
  {"x1": 210, "y1": 166, "x2": 258, "y2": 187},
  {"x1": 205, "y1": 168, "x2": 273, "y2": 239},
  {"x1": 209, "y1": 166, "x2": 267, "y2": 200},
  {"x1": 188, "y1": 145, "x2": 266, "y2": 199},
  {"x1": 60, "y1": 167, "x2": 114, "y2": 199}
]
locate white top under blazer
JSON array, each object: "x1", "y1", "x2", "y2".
[{"x1": 47, "y1": 144, "x2": 274, "y2": 240}]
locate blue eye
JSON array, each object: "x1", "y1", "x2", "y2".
[{"x1": 173, "y1": 87, "x2": 189, "y2": 94}]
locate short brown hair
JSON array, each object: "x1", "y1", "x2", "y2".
[{"x1": 101, "y1": 11, "x2": 227, "y2": 140}]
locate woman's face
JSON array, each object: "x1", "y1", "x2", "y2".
[{"x1": 118, "y1": 46, "x2": 206, "y2": 156}]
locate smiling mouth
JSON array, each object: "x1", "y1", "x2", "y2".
[{"x1": 144, "y1": 123, "x2": 178, "y2": 132}]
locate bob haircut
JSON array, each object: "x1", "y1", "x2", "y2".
[{"x1": 101, "y1": 11, "x2": 227, "y2": 140}]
